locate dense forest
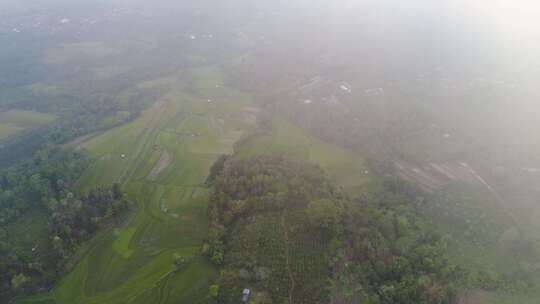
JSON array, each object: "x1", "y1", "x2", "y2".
[
  {"x1": 206, "y1": 155, "x2": 343, "y2": 303},
  {"x1": 205, "y1": 155, "x2": 478, "y2": 304},
  {"x1": 0, "y1": 147, "x2": 130, "y2": 301}
]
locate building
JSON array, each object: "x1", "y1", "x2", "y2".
[{"x1": 242, "y1": 288, "x2": 250, "y2": 303}]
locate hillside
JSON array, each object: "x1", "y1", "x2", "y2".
[
  {"x1": 13, "y1": 65, "x2": 254, "y2": 304},
  {"x1": 3, "y1": 1, "x2": 540, "y2": 304},
  {"x1": 12, "y1": 92, "x2": 540, "y2": 304},
  {"x1": 206, "y1": 154, "x2": 467, "y2": 303}
]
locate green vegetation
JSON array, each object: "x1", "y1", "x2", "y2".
[
  {"x1": 204, "y1": 112, "x2": 475, "y2": 303},
  {"x1": 254, "y1": 72, "x2": 540, "y2": 302},
  {"x1": 0, "y1": 148, "x2": 129, "y2": 301},
  {"x1": 0, "y1": 110, "x2": 56, "y2": 128},
  {"x1": 9, "y1": 72, "x2": 539, "y2": 304},
  {"x1": 207, "y1": 156, "x2": 343, "y2": 303},
  {"x1": 112, "y1": 228, "x2": 136, "y2": 259},
  {"x1": 0, "y1": 123, "x2": 23, "y2": 140},
  {"x1": 334, "y1": 177, "x2": 463, "y2": 303},
  {"x1": 14, "y1": 66, "x2": 255, "y2": 304},
  {"x1": 236, "y1": 117, "x2": 371, "y2": 195},
  {"x1": 0, "y1": 110, "x2": 56, "y2": 141},
  {"x1": 201, "y1": 111, "x2": 540, "y2": 303},
  {"x1": 206, "y1": 154, "x2": 466, "y2": 304},
  {"x1": 3, "y1": 3, "x2": 539, "y2": 302},
  {"x1": 421, "y1": 184, "x2": 540, "y2": 301}
]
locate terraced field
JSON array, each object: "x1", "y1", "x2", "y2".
[
  {"x1": 16, "y1": 66, "x2": 253, "y2": 304},
  {"x1": 14, "y1": 63, "x2": 372, "y2": 304}
]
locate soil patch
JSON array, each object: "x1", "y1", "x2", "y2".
[{"x1": 147, "y1": 150, "x2": 172, "y2": 181}]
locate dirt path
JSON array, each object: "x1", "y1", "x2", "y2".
[
  {"x1": 65, "y1": 130, "x2": 105, "y2": 150},
  {"x1": 281, "y1": 212, "x2": 295, "y2": 304},
  {"x1": 147, "y1": 150, "x2": 172, "y2": 181}
]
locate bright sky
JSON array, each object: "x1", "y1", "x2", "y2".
[{"x1": 465, "y1": 0, "x2": 540, "y2": 33}]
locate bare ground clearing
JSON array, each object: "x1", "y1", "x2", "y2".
[{"x1": 147, "y1": 150, "x2": 172, "y2": 181}]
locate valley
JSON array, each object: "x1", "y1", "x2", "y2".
[
  {"x1": 15, "y1": 66, "x2": 251, "y2": 304},
  {"x1": 3, "y1": 1, "x2": 540, "y2": 303}
]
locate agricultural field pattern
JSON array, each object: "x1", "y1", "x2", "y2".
[
  {"x1": 16, "y1": 66, "x2": 252, "y2": 304},
  {"x1": 3, "y1": 1, "x2": 540, "y2": 304}
]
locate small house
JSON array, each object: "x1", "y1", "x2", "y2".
[{"x1": 242, "y1": 288, "x2": 250, "y2": 303}]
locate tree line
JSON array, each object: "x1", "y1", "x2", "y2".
[
  {"x1": 0, "y1": 147, "x2": 130, "y2": 302},
  {"x1": 203, "y1": 155, "x2": 473, "y2": 304}
]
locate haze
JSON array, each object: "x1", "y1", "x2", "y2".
[{"x1": 2, "y1": 1, "x2": 540, "y2": 304}]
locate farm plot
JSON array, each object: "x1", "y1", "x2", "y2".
[
  {"x1": 16, "y1": 66, "x2": 254, "y2": 304},
  {"x1": 394, "y1": 159, "x2": 498, "y2": 193},
  {"x1": 218, "y1": 194, "x2": 335, "y2": 304},
  {"x1": 236, "y1": 117, "x2": 372, "y2": 195},
  {"x1": 0, "y1": 110, "x2": 57, "y2": 140}
]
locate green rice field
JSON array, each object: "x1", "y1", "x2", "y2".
[{"x1": 15, "y1": 66, "x2": 252, "y2": 304}]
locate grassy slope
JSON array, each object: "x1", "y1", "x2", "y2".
[
  {"x1": 236, "y1": 117, "x2": 372, "y2": 195},
  {"x1": 17, "y1": 85, "x2": 370, "y2": 304},
  {"x1": 16, "y1": 66, "x2": 252, "y2": 304},
  {"x1": 210, "y1": 117, "x2": 374, "y2": 303}
]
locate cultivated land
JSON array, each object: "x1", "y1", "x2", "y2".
[
  {"x1": 14, "y1": 62, "x2": 375, "y2": 304},
  {"x1": 0, "y1": 110, "x2": 56, "y2": 140},
  {"x1": 15, "y1": 66, "x2": 253, "y2": 304},
  {"x1": 5, "y1": 3, "x2": 540, "y2": 303},
  {"x1": 236, "y1": 117, "x2": 372, "y2": 195},
  {"x1": 11, "y1": 68, "x2": 539, "y2": 303},
  {"x1": 236, "y1": 117, "x2": 540, "y2": 303}
]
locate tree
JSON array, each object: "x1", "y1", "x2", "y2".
[
  {"x1": 209, "y1": 284, "x2": 219, "y2": 298},
  {"x1": 306, "y1": 199, "x2": 341, "y2": 235},
  {"x1": 206, "y1": 155, "x2": 228, "y2": 185},
  {"x1": 173, "y1": 253, "x2": 190, "y2": 272},
  {"x1": 209, "y1": 239, "x2": 225, "y2": 265},
  {"x1": 11, "y1": 273, "x2": 29, "y2": 290},
  {"x1": 112, "y1": 183, "x2": 123, "y2": 200}
]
